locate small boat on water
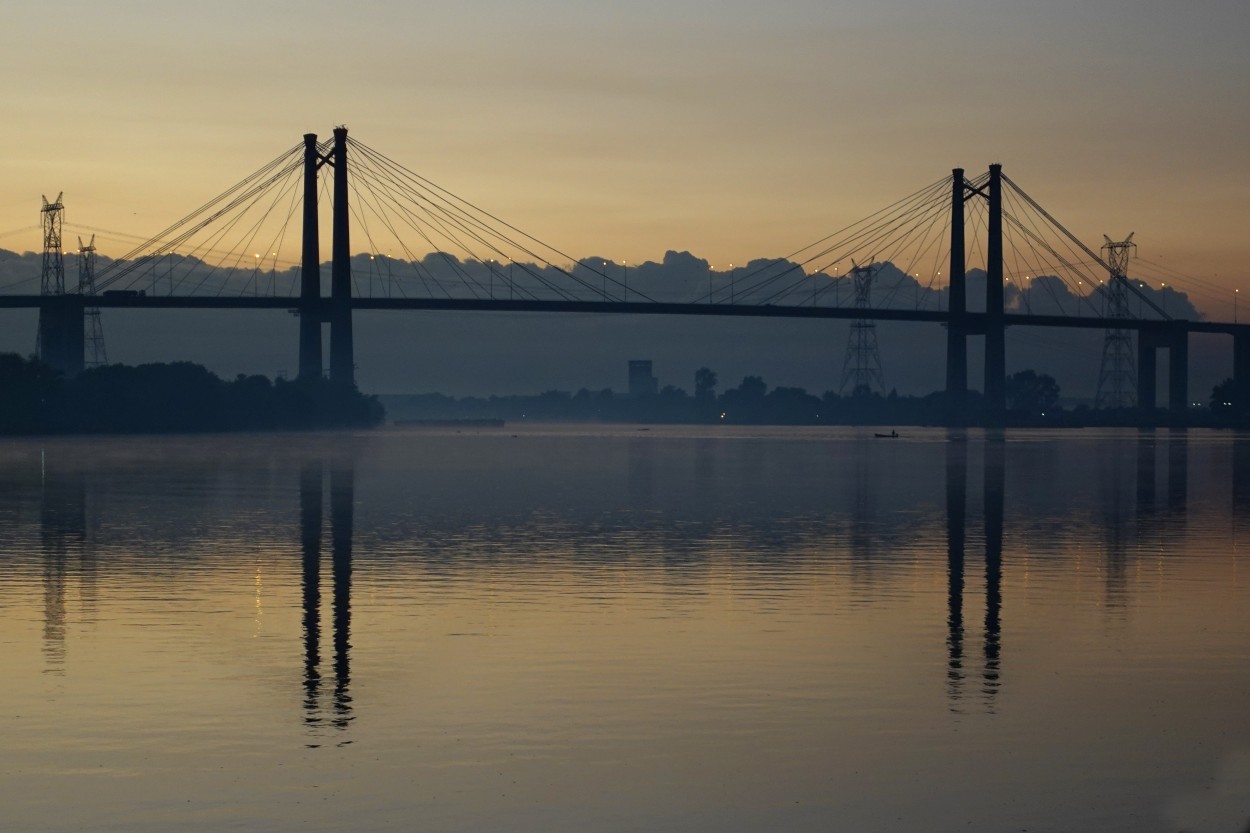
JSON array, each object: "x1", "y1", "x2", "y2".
[{"x1": 874, "y1": 430, "x2": 899, "y2": 438}]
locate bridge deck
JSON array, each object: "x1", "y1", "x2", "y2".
[{"x1": 3, "y1": 294, "x2": 1245, "y2": 335}]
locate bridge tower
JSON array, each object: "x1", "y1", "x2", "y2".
[
  {"x1": 329, "y1": 127, "x2": 354, "y2": 387},
  {"x1": 945, "y1": 164, "x2": 1005, "y2": 426},
  {"x1": 983, "y1": 163, "x2": 1005, "y2": 425},
  {"x1": 298, "y1": 133, "x2": 323, "y2": 380},
  {"x1": 1094, "y1": 234, "x2": 1137, "y2": 409},
  {"x1": 946, "y1": 169, "x2": 968, "y2": 422},
  {"x1": 78, "y1": 236, "x2": 107, "y2": 368},
  {"x1": 297, "y1": 127, "x2": 354, "y2": 387},
  {"x1": 840, "y1": 262, "x2": 887, "y2": 395}
]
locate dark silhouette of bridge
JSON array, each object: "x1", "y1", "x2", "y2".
[{"x1": 10, "y1": 128, "x2": 1250, "y2": 426}]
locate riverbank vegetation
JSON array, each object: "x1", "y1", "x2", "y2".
[
  {"x1": 384, "y1": 367, "x2": 1242, "y2": 428},
  {"x1": 0, "y1": 353, "x2": 384, "y2": 434}
]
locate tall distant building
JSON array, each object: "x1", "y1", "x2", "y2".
[{"x1": 628, "y1": 360, "x2": 658, "y2": 397}]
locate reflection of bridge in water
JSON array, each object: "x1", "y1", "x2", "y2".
[
  {"x1": 299, "y1": 460, "x2": 355, "y2": 739},
  {"x1": 940, "y1": 430, "x2": 1211, "y2": 710},
  {"x1": 11, "y1": 128, "x2": 1250, "y2": 426},
  {"x1": 31, "y1": 431, "x2": 1250, "y2": 718}
]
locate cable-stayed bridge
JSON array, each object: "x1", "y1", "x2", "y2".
[{"x1": 5, "y1": 127, "x2": 1248, "y2": 425}]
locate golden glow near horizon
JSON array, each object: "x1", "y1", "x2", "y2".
[{"x1": 2, "y1": 1, "x2": 1248, "y2": 313}]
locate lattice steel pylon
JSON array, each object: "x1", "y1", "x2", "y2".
[
  {"x1": 1095, "y1": 233, "x2": 1137, "y2": 410},
  {"x1": 35, "y1": 193, "x2": 66, "y2": 360},
  {"x1": 840, "y1": 261, "x2": 887, "y2": 395},
  {"x1": 78, "y1": 235, "x2": 107, "y2": 368}
]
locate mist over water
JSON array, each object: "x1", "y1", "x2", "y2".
[{"x1": 2, "y1": 426, "x2": 1249, "y2": 832}]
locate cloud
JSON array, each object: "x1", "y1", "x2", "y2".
[{"x1": 0, "y1": 248, "x2": 1231, "y2": 401}]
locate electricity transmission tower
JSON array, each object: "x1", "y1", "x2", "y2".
[
  {"x1": 78, "y1": 235, "x2": 108, "y2": 367},
  {"x1": 1095, "y1": 233, "x2": 1136, "y2": 410},
  {"x1": 840, "y1": 261, "x2": 887, "y2": 395},
  {"x1": 35, "y1": 193, "x2": 66, "y2": 361}
]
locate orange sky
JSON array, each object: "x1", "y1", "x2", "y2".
[{"x1": 2, "y1": 1, "x2": 1247, "y2": 316}]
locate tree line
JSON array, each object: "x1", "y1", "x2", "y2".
[
  {"x1": 0, "y1": 353, "x2": 384, "y2": 434},
  {"x1": 391, "y1": 368, "x2": 1246, "y2": 427},
  {"x1": 388, "y1": 368, "x2": 1069, "y2": 426}
]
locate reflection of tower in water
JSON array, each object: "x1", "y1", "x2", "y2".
[
  {"x1": 982, "y1": 437, "x2": 1004, "y2": 704},
  {"x1": 1098, "y1": 438, "x2": 1132, "y2": 612},
  {"x1": 1166, "y1": 430, "x2": 1187, "y2": 513},
  {"x1": 1234, "y1": 436, "x2": 1250, "y2": 513},
  {"x1": 943, "y1": 434, "x2": 1004, "y2": 710},
  {"x1": 945, "y1": 434, "x2": 967, "y2": 703},
  {"x1": 330, "y1": 465, "x2": 354, "y2": 729},
  {"x1": 299, "y1": 463, "x2": 323, "y2": 725},
  {"x1": 41, "y1": 465, "x2": 87, "y2": 672},
  {"x1": 1135, "y1": 430, "x2": 1188, "y2": 554},
  {"x1": 1234, "y1": 436, "x2": 1250, "y2": 554},
  {"x1": 299, "y1": 460, "x2": 355, "y2": 739}
]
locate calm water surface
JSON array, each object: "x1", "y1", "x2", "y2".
[{"x1": 3, "y1": 425, "x2": 1249, "y2": 832}]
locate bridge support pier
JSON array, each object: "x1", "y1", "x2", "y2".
[
  {"x1": 1137, "y1": 330, "x2": 1158, "y2": 422},
  {"x1": 1168, "y1": 328, "x2": 1188, "y2": 422},
  {"x1": 38, "y1": 296, "x2": 85, "y2": 377},
  {"x1": 1234, "y1": 333, "x2": 1250, "y2": 421},
  {"x1": 1137, "y1": 327, "x2": 1188, "y2": 425}
]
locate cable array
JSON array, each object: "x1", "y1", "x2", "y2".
[
  {"x1": 714, "y1": 175, "x2": 953, "y2": 310},
  {"x1": 345, "y1": 138, "x2": 652, "y2": 303},
  {"x1": 92, "y1": 143, "x2": 308, "y2": 297},
  {"x1": 17, "y1": 135, "x2": 1223, "y2": 325}
]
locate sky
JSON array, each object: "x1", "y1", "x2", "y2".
[{"x1": 1, "y1": 0, "x2": 1247, "y2": 394}]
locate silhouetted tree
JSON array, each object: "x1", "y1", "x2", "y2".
[
  {"x1": 764, "y1": 386, "x2": 821, "y2": 423},
  {"x1": 0, "y1": 353, "x2": 61, "y2": 433},
  {"x1": 1211, "y1": 378, "x2": 1234, "y2": 417},
  {"x1": 1006, "y1": 369, "x2": 1060, "y2": 416},
  {"x1": 694, "y1": 367, "x2": 717, "y2": 400},
  {"x1": 720, "y1": 376, "x2": 767, "y2": 423},
  {"x1": 0, "y1": 355, "x2": 384, "y2": 435}
]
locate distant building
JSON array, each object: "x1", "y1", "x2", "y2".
[{"x1": 628, "y1": 360, "x2": 658, "y2": 397}]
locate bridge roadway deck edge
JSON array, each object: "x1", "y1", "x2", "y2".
[{"x1": 0, "y1": 295, "x2": 1245, "y2": 334}]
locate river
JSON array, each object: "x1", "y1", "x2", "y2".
[{"x1": 2, "y1": 425, "x2": 1248, "y2": 832}]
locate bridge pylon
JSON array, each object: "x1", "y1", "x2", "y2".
[
  {"x1": 299, "y1": 133, "x2": 323, "y2": 381},
  {"x1": 945, "y1": 164, "x2": 1005, "y2": 427},
  {"x1": 946, "y1": 169, "x2": 968, "y2": 424},
  {"x1": 297, "y1": 127, "x2": 354, "y2": 387},
  {"x1": 984, "y1": 164, "x2": 1005, "y2": 425},
  {"x1": 329, "y1": 127, "x2": 354, "y2": 387}
]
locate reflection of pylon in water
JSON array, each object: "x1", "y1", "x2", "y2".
[
  {"x1": 1095, "y1": 233, "x2": 1136, "y2": 409},
  {"x1": 78, "y1": 236, "x2": 107, "y2": 368},
  {"x1": 840, "y1": 260, "x2": 887, "y2": 395}
]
